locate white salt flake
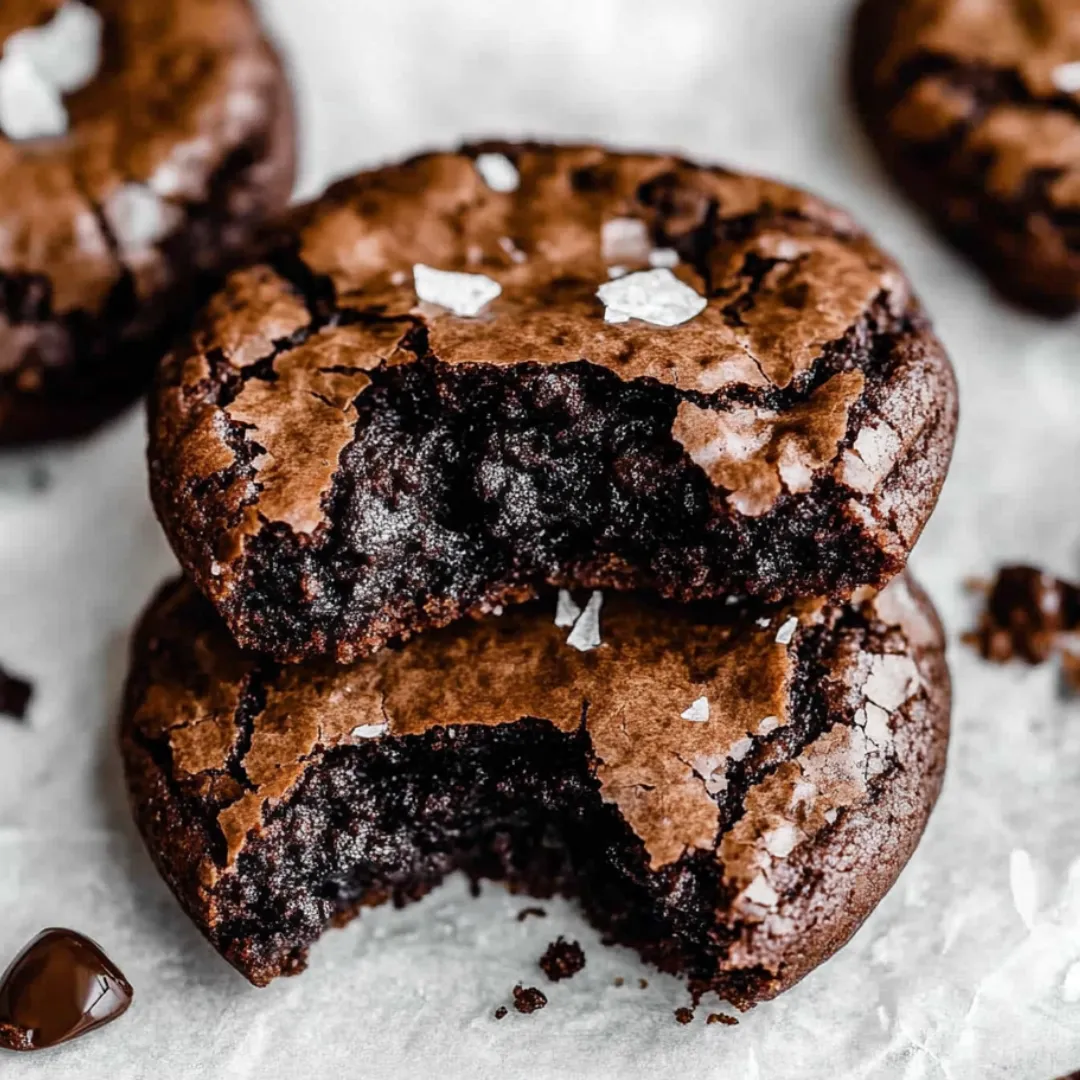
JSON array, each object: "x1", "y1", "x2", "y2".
[
  {"x1": 566, "y1": 590, "x2": 603, "y2": 652},
  {"x1": 1009, "y1": 848, "x2": 1038, "y2": 930},
  {"x1": 1054, "y1": 61, "x2": 1080, "y2": 94},
  {"x1": 497, "y1": 236, "x2": 527, "y2": 264},
  {"x1": 757, "y1": 715, "x2": 779, "y2": 735},
  {"x1": 601, "y1": 217, "x2": 650, "y2": 264},
  {"x1": 0, "y1": 52, "x2": 66, "y2": 140},
  {"x1": 756, "y1": 617, "x2": 772, "y2": 629},
  {"x1": 648, "y1": 247, "x2": 679, "y2": 268},
  {"x1": 681, "y1": 696, "x2": 710, "y2": 723},
  {"x1": 597, "y1": 268, "x2": 707, "y2": 328},
  {"x1": 390, "y1": 270, "x2": 407, "y2": 286},
  {"x1": 729, "y1": 736, "x2": 753, "y2": 762},
  {"x1": 824, "y1": 808, "x2": 838, "y2": 825},
  {"x1": 352, "y1": 722, "x2": 388, "y2": 739},
  {"x1": 413, "y1": 263, "x2": 501, "y2": 317},
  {"x1": 607, "y1": 265, "x2": 628, "y2": 279},
  {"x1": 5, "y1": 0, "x2": 103, "y2": 94},
  {"x1": 741, "y1": 873, "x2": 779, "y2": 910},
  {"x1": 475, "y1": 152, "x2": 519, "y2": 193},
  {"x1": 775, "y1": 616, "x2": 799, "y2": 645},
  {"x1": 554, "y1": 589, "x2": 582, "y2": 629},
  {"x1": 763, "y1": 823, "x2": 799, "y2": 858},
  {"x1": 104, "y1": 184, "x2": 183, "y2": 251}
]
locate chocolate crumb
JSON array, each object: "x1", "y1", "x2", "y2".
[
  {"x1": 638, "y1": 978, "x2": 648, "y2": 989},
  {"x1": 538, "y1": 937, "x2": 585, "y2": 982},
  {"x1": 0, "y1": 666, "x2": 32, "y2": 721},
  {"x1": 707, "y1": 1012, "x2": 739, "y2": 1026},
  {"x1": 494, "y1": 1006, "x2": 507, "y2": 1020},
  {"x1": 964, "y1": 566, "x2": 1080, "y2": 688},
  {"x1": 512, "y1": 985, "x2": 547, "y2": 1014},
  {"x1": 613, "y1": 977, "x2": 624, "y2": 987},
  {"x1": 516, "y1": 907, "x2": 547, "y2": 922},
  {"x1": 675, "y1": 1006, "x2": 695, "y2": 1025}
]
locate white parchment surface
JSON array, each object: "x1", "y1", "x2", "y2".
[{"x1": 2, "y1": 1, "x2": 1080, "y2": 1076}]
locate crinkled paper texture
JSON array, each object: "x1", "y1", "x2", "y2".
[{"x1": 2, "y1": 0, "x2": 1080, "y2": 1076}]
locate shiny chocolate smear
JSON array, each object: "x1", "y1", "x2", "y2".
[{"x1": 0, "y1": 929, "x2": 133, "y2": 1052}]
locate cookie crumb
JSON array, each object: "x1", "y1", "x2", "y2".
[
  {"x1": 707, "y1": 1012, "x2": 739, "y2": 1026},
  {"x1": 674, "y1": 1006, "x2": 694, "y2": 1025},
  {"x1": 516, "y1": 906, "x2": 547, "y2": 922},
  {"x1": 0, "y1": 666, "x2": 33, "y2": 721},
  {"x1": 613, "y1": 977, "x2": 624, "y2": 987},
  {"x1": 963, "y1": 565, "x2": 1080, "y2": 689},
  {"x1": 638, "y1": 978, "x2": 648, "y2": 989},
  {"x1": 512, "y1": 984, "x2": 547, "y2": 1014},
  {"x1": 494, "y1": 1006, "x2": 508, "y2": 1020},
  {"x1": 538, "y1": 937, "x2": 585, "y2": 982}
]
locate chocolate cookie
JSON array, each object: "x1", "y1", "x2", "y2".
[
  {"x1": 148, "y1": 143, "x2": 957, "y2": 663},
  {"x1": 0, "y1": 0, "x2": 295, "y2": 443},
  {"x1": 120, "y1": 572, "x2": 950, "y2": 1004},
  {"x1": 853, "y1": 0, "x2": 1080, "y2": 313}
]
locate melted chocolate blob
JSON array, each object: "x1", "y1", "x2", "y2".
[{"x1": 0, "y1": 929, "x2": 133, "y2": 1052}]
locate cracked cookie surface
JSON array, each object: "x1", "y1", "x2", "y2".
[
  {"x1": 853, "y1": 0, "x2": 1080, "y2": 312},
  {"x1": 150, "y1": 143, "x2": 957, "y2": 663},
  {"x1": 120, "y1": 572, "x2": 950, "y2": 1002},
  {"x1": 0, "y1": 0, "x2": 295, "y2": 443}
]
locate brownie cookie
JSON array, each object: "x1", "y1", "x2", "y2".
[
  {"x1": 120, "y1": 572, "x2": 950, "y2": 1004},
  {"x1": 853, "y1": 0, "x2": 1080, "y2": 313},
  {"x1": 149, "y1": 143, "x2": 957, "y2": 663},
  {"x1": 0, "y1": 0, "x2": 295, "y2": 443}
]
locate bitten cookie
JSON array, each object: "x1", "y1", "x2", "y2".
[
  {"x1": 0, "y1": 0, "x2": 295, "y2": 443},
  {"x1": 120, "y1": 573, "x2": 950, "y2": 1004},
  {"x1": 149, "y1": 143, "x2": 957, "y2": 662},
  {"x1": 853, "y1": 0, "x2": 1080, "y2": 313}
]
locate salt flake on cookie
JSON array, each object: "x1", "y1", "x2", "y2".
[{"x1": 597, "y1": 268, "x2": 707, "y2": 328}]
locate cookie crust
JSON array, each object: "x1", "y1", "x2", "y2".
[
  {"x1": 150, "y1": 143, "x2": 957, "y2": 662},
  {"x1": 121, "y1": 573, "x2": 950, "y2": 1003}
]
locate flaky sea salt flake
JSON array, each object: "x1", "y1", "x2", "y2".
[
  {"x1": 601, "y1": 217, "x2": 650, "y2": 263},
  {"x1": 566, "y1": 591, "x2": 603, "y2": 652},
  {"x1": 5, "y1": 0, "x2": 103, "y2": 94},
  {"x1": 554, "y1": 589, "x2": 582, "y2": 628},
  {"x1": 104, "y1": 184, "x2": 183, "y2": 251},
  {"x1": 352, "y1": 723, "x2": 389, "y2": 740},
  {"x1": 775, "y1": 617, "x2": 799, "y2": 645},
  {"x1": 597, "y1": 269, "x2": 706, "y2": 328},
  {"x1": 475, "y1": 153, "x2": 520, "y2": 192},
  {"x1": 413, "y1": 263, "x2": 502, "y2": 317},
  {"x1": 0, "y1": 52, "x2": 66, "y2": 140},
  {"x1": 648, "y1": 248, "x2": 679, "y2": 268},
  {"x1": 681, "y1": 697, "x2": 710, "y2": 723},
  {"x1": 1054, "y1": 61, "x2": 1080, "y2": 94}
]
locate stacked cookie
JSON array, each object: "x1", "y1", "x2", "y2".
[{"x1": 123, "y1": 145, "x2": 958, "y2": 1007}]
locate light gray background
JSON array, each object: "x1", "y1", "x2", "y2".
[{"x1": 2, "y1": 0, "x2": 1079, "y2": 1076}]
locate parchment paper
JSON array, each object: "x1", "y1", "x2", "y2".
[{"x1": 2, "y1": 1, "x2": 1079, "y2": 1076}]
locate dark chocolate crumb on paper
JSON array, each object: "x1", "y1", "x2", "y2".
[
  {"x1": 613, "y1": 977, "x2": 624, "y2": 987},
  {"x1": 964, "y1": 566, "x2": 1080, "y2": 689},
  {"x1": 538, "y1": 937, "x2": 585, "y2": 982},
  {"x1": 675, "y1": 1006, "x2": 695, "y2": 1025},
  {"x1": 707, "y1": 1012, "x2": 739, "y2": 1026},
  {"x1": 638, "y1": 978, "x2": 648, "y2": 989},
  {"x1": 512, "y1": 985, "x2": 547, "y2": 1014},
  {"x1": 516, "y1": 907, "x2": 547, "y2": 922},
  {"x1": 0, "y1": 666, "x2": 32, "y2": 721},
  {"x1": 494, "y1": 1006, "x2": 507, "y2": 1020}
]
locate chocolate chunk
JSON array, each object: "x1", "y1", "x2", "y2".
[
  {"x1": 0, "y1": 666, "x2": 32, "y2": 721},
  {"x1": 674, "y1": 1006, "x2": 695, "y2": 1025},
  {"x1": 538, "y1": 938, "x2": 585, "y2": 982},
  {"x1": 149, "y1": 142, "x2": 957, "y2": 664},
  {"x1": 516, "y1": 907, "x2": 546, "y2": 922},
  {"x1": 493, "y1": 1006, "x2": 507, "y2": 1020},
  {"x1": 0, "y1": 929, "x2": 132, "y2": 1052},
  {"x1": 512, "y1": 985, "x2": 547, "y2": 1014},
  {"x1": 964, "y1": 566, "x2": 1080, "y2": 688}
]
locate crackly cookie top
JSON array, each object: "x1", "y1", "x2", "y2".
[
  {"x1": 126, "y1": 573, "x2": 944, "y2": 925},
  {"x1": 864, "y1": 0, "x2": 1080, "y2": 214},
  {"x1": 0, "y1": 0, "x2": 284, "y2": 322},
  {"x1": 157, "y1": 143, "x2": 920, "y2": 548}
]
